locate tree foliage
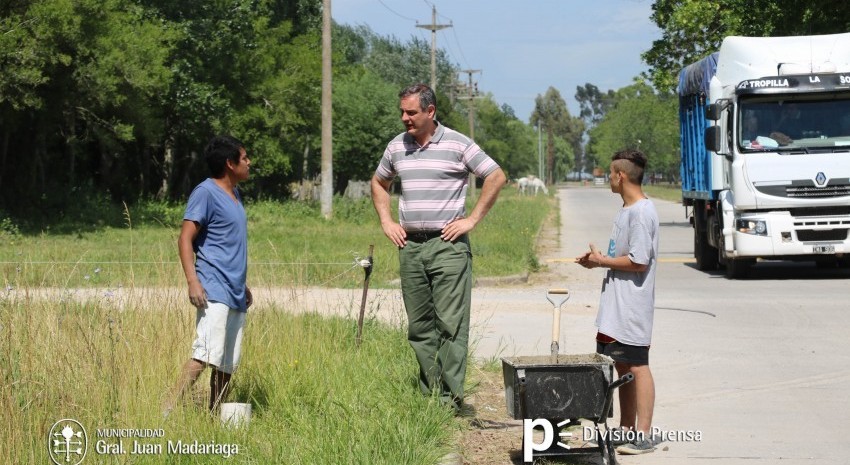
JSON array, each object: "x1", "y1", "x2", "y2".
[
  {"x1": 530, "y1": 87, "x2": 581, "y2": 184},
  {"x1": 466, "y1": 95, "x2": 537, "y2": 179},
  {"x1": 587, "y1": 82, "x2": 679, "y2": 181},
  {"x1": 643, "y1": 0, "x2": 850, "y2": 92}
]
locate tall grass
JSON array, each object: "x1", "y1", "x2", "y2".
[{"x1": 1, "y1": 289, "x2": 455, "y2": 464}]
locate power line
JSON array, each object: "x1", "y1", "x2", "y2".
[
  {"x1": 448, "y1": 27, "x2": 471, "y2": 70},
  {"x1": 377, "y1": 0, "x2": 417, "y2": 22}
]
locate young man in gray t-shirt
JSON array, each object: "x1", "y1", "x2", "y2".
[{"x1": 576, "y1": 149, "x2": 659, "y2": 455}]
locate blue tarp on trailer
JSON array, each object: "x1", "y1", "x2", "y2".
[
  {"x1": 677, "y1": 52, "x2": 719, "y2": 97},
  {"x1": 678, "y1": 53, "x2": 719, "y2": 201}
]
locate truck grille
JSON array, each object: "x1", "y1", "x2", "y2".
[
  {"x1": 796, "y1": 229, "x2": 849, "y2": 241},
  {"x1": 755, "y1": 180, "x2": 850, "y2": 198},
  {"x1": 786, "y1": 184, "x2": 850, "y2": 198}
]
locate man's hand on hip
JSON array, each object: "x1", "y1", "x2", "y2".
[{"x1": 442, "y1": 217, "x2": 474, "y2": 242}]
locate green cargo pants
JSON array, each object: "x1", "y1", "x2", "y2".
[{"x1": 399, "y1": 234, "x2": 472, "y2": 408}]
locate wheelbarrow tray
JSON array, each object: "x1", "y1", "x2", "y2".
[{"x1": 502, "y1": 353, "x2": 614, "y2": 421}]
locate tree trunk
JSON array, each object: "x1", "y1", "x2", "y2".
[
  {"x1": 99, "y1": 141, "x2": 113, "y2": 191},
  {"x1": 179, "y1": 150, "x2": 198, "y2": 196},
  {"x1": 0, "y1": 122, "x2": 8, "y2": 192},
  {"x1": 546, "y1": 130, "x2": 555, "y2": 186},
  {"x1": 302, "y1": 139, "x2": 310, "y2": 181},
  {"x1": 157, "y1": 136, "x2": 174, "y2": 200}
]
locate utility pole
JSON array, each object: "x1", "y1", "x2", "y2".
[
  {"x1": 416, "y1": 6, "x2": 451, "y2": 90},
  {"x1": 321, "y1": 0, "x2": 333, "y2": 218},
  {"x1": 537, "y1": 124, "x2": 544, "y2": 180},
  {"x1": 458, "y1": 69, "x2": 481, "y2": 195},
  {"x1": 460, "y1": 69, "x2": 481, "y2": 139}
]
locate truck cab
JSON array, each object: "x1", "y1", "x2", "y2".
[{"x1": 679, "y1": 34, "x2": 850, "y2": 278}]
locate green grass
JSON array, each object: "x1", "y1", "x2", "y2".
[
  {"x1": 0, "y1": 191, "x2": 552, "y2": 289},
  {"x1": 1, "y1": 290, "x2": 458, "y2": 464},
  {"x1": 0, "y1": 190, "x2": 556, "y2": 464},
  {"x1": 644, "y1": 183, "x2": 683, "y2": 203}
]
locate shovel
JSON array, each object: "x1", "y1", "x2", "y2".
[{"x1": 546, "y1": 288, "x2": 570, "y2": 358}]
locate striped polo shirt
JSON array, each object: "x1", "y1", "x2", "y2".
[{"x1": 375, "y1": 121, "x2": 500, "y2": 232}]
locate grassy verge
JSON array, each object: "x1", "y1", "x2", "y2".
[
  {"x1": 644, "y1": 183, "x2": 683, "y2": 203},
  {"x1": 2, "y1": 291, "x2": 456, "y2": 464},
  {"x1": 0, "y1": 190, "x2": 552, "y2": 288}
]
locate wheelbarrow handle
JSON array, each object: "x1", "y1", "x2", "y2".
[
  {"x1": 609, "y1": 372, "x2": 634, "y2": 391},
  {"x1": 598, "y1": 372, "x2": 635, "y2": 423}
]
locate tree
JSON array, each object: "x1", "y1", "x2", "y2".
[
  {"x1": 530, "y1": 87, "x2": 582, "y2": 184},
  {"x1": 355, "y1": 27, "x2": 457, "y2": 92},
  {"x1": 575, "y1": 83, "x2": 616, "y2": 171},
  {"x1": 575, "y1": 83, "x2": 616, "y2": 128},
  {"x1": 332, "y1": 69, "x2": 399, "y2": 190},
  {"x1": 643, "y1": 0, "x2": 850, "y2": 93},
  {"x1": 468, "y1": 95, "x2": 537, "y2": 179},
  {"x1": 587, "y1": 82, "x2": 679, "y2": 182}
]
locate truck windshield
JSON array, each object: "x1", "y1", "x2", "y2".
[{"x1": 738, "y1": 96, "x2": 850, "y2": 152}]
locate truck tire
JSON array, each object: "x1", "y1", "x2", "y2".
[
  {"x1": 693, "y1": 204, "x2": 719, "y2": 271},
  {"x1": 725, "y1": 258, "x2": 754, "y2": 279}
]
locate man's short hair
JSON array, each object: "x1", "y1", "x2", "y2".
[
  {"x1": 205, "y1": 135, "x2": 244, "y2": 178},
  {"x1": 612, "y1": 149, "x2": 647, "y2": 184},
  {"x1": 399, "y1": 83, "x2": 437, "y2": 112}
]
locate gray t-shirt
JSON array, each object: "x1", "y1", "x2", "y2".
[{"x1": 595, "y1": 198, "x2": 659, "y2": 346}]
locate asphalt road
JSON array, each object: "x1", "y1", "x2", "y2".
[{"x1": 468, "y1": 185, "x2": 850, "y2": 464}]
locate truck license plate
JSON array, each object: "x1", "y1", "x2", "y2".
[{"x1": 813, "y1": 244, "x2": 835, "y2": 254}]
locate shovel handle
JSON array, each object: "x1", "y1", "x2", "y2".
[
  {"x1": 551, "y1": 307, "x2": 561, "y2": 349},
  {"x1": 547, "y1": 289, "x2": 569, "y2": 355}
]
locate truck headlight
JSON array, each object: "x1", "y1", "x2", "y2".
[{"x1": 736, "y1": 219, "x2": 768, "y2": 236}]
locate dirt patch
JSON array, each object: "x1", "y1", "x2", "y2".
[{"x1": 455, "y1": 365, "x2": 524, "y2": 464}]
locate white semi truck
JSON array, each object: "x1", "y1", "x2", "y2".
[{"x1": 678, "y1": 33, "x2": 850, "y2": 278}]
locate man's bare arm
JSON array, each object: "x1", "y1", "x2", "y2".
[{"x1": 371, "y1": 175, "x2": 407, "y2": 247}]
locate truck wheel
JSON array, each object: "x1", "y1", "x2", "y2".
[
  {"x1": 693, "y1": 206, "x2": 718, "y2": 271},
  {"x1": 725, "y1": 258, "x2": 754, "y2": 279},
  {"x1": 694, "y1": 228, "x2": 719, "y2": 271}
]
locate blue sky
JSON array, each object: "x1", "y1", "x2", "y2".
[{"x1": 332, "y1": 0, "x2": 662, "y2": 122}]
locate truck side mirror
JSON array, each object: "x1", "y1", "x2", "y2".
[
  {"x1": 705, "y1": 103, "x2": 722, "y2": 121},
  {"x1": 705, "y1": 125, "x2": 723, "y2": 153}
]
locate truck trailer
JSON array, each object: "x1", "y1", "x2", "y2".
[{"x1": 678, "y1": 33, "x2": 850, "y2": 278}]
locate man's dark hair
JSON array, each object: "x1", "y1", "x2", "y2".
[
  {"x1": 612, "y1": 149, "x2": 647, "y2": 184},
  {"x1": 399, "y1": 83, "x2": 437, "y2": 112},
  {"x1": 205, "y1": 135, "x2": 244, "y2": 178}
]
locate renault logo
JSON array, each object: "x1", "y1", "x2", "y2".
[{"x1": 814, "y1": 172, "x2": 827, "y2": 187}]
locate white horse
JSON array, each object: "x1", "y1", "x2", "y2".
[
  {"x1": 529, "y1": 177, "x2": 548, "y2": 195},
  {"x1": 516, "y1": 177, "x2": 530, "y2": 195}
]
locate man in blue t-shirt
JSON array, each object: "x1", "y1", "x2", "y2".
[{"x1": 163, "y1": 135, "x2": 252, "y2": 414}]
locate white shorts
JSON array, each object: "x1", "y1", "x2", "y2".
[{"x1": 191, "y1": 302, "x2": 246, "y2": 374}]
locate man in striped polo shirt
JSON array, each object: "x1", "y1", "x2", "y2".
[{"x1": 371, "y1": 83, "x2": 506, "y2": 411}]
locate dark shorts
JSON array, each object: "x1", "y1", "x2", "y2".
[{"x1": 596, "y1": 340, "x2": 649, "y2": 366}]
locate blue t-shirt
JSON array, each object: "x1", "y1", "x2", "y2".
[{"x1": 184, "y1": 178, "x2": 248, "y2": 311}]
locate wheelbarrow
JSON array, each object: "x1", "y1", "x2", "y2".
[{"x1": 502, "y1": 289, "x2": 633, "y2": 464}]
